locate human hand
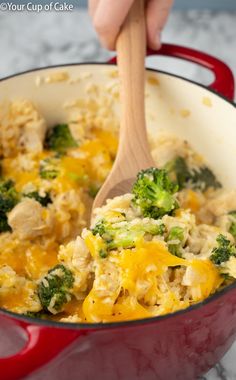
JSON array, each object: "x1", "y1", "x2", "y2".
[{"x1": 89, "y1": 0, "x2": 174, "y2": 51}]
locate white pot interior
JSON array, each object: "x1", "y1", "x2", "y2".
[{"x1": 0, "y1": 64, "x2": 235, "y2": 188}]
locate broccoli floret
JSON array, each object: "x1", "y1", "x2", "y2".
[
  {"x1": 38, "y1": 264, "x2": 74, "y2": 313},
  {"x1": 92, "y1": 218, "x2": 165, "y2": 255},
  {"x1": 167, "y1": 226, "x2": 184, "y2": 258},
  {"x1": 165, "y1": 157, "x2": 191, "y2": 190},
  {"x1": 24, "y1": 310, "x2": 49, "y2": 319},
  {"x1": 229, "y1": 211, "x2": 236, "y2": 239},
  {"x1": 220, "y1": 273, "x2": 235, "y2": 282},
  {"x1": 210, "y1": 234, "x2": 236, "y2": 265},
  {"x1": 67, "y1": 172, "x2": 89, "y2": 183},
  {"x1": 190, "y1": 166, "x2": 221, "y2": 191},
  {"x1": 39, "y1": 156, "x2": 60, "y2": 180},
  {"x1": 0, "y1": 217, "x2": 9, "y2": 233},
  {"x1": 40, "y1": 168, "x2": 58, "y2": 180},
  {"x1": 24, "y1": 191, "x2": 52, "y2": 207},
  {"x1": 0, "y1": 180, "x2": 19, "y2": 209},
  {"x1": 92, "y1": 220, "x2": 107, "y2": 237},
  {"x1": 165, "y1": 156, "x2": 221, "y2": 191},
  {"x1": 0, "y1": 180, "x2": 19, "y2": 232},
  {"x1": 132, "y1": 168, "x2": 179, "y2": 219},
  {"x1": 99, "y1": 249, "x2": 108, "y2": 259},
  {"x1": 88, "y1": 184, "x2": 100, "y2": 199},
  {"x1": 45, "y1": 124, "x2": 78, "y2": 154}
]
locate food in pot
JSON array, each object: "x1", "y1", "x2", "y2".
[
  {"x1": 0, "y1": 100, "x2": 236, "y2": 323},
  {"x1": 0, "y1": 99, "x2": 117, "y2": 316}
]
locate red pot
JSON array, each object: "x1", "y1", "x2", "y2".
[{"x1": 0, "y1": 44, "x2": 235, "y2": 380}]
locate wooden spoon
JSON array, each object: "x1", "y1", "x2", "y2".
[{"x1": 92, "y1": 0, "x2": 155, "y2": 215}]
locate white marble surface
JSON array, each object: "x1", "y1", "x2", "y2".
[{"x1": 0, "y1": 8, "x2": 236, "y2": 380}]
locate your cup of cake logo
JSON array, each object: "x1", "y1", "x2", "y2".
[{"x1": 0, "y1": 0, "x2": 75, "y2": 12}]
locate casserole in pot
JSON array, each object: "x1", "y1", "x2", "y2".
[{"x1": 0, "y1": 44, "x2": 235, "y2": 380}]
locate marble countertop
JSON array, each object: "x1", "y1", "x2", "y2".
[
  {"x1": 0, "y1": 8, "x2": 236, "y2": 100},
  {"x1": 0, "y1": 8, "x2": 236, "y2": 380}
]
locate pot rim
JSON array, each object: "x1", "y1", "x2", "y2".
[{"x1": 0, "y1": 62, "x2": 235, "y2": 330}]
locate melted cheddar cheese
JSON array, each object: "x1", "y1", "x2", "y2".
[{"x1": 82, "y1": 240, "x2": 222, "y2": 323}]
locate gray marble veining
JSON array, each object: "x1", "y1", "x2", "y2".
[{"x1": 0, "y1": 8, "x2": 236, "y2": 380}]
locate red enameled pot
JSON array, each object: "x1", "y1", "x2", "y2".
[{"x1": 0, "y1": 44, "x2": 235, "y2": 380}]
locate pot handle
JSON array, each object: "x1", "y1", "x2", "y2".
[
  {"x1": 0, "y1": 317, "x2": 80, "y2": 380},
  {"x1": 109, "y1": 43, "x2": 235, "y2": 101}
]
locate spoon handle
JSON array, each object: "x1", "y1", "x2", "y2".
[
  {"x1": 91, "y1": 0, "x2": 154, "y2": 212},
  {"x1": 116, "y1": 0, "x2": 152, "y2": 171}
]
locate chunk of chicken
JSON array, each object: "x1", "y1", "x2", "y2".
[
  {"x1": 8, "y1": 198, "x2": 53, "y2": 239},
  {"x1": 206, "y1": 190, "x2": 236, "y2": 217},
  {"x1": 0, "y1": 265, "x2": 41, "y2": 313},
  {"x1": 58, "y1": 236, "x2": 93, "y2": 297},
  {"x1": 0, "y1": 100, "x2": 46, "y2": 157},
  {"x1": 52, "y1": 190, "x2": 85, "y2": 240},
  {"x1": 18, "y1": 118, "x2": 47, "y2": 153},
  {"x1": 150, "y1": 133, "x2": 204, "y2": 170},
  {"x1": 151, "y1": 134, "x2": 191, "y2": 167}
]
